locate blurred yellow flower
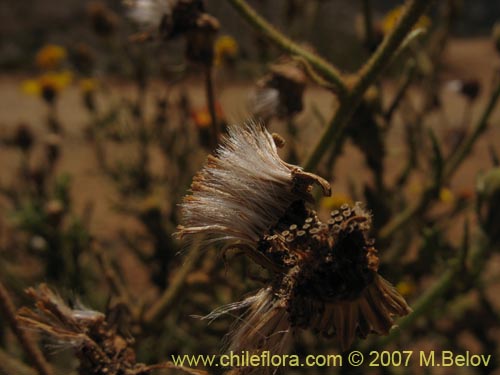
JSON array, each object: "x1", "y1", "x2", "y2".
[
  {"x1": 439, "y1": 187, "x2": 455, "y2": 205},
  {"x1": 381, "y1": 5, "x2": 431, "y2": 35},
  {"x1": 79, "y1": 78, "x2": 98, "y2": 94},
  {"x1": 192, "y1": 110, "x2": 211, "y2": 129},
  {"x1": 22, "y1": 71, "x2": 73, "y2": 103},
  {"x1": 396, "y1": 280, "x2": 415, "y2": 298},
  {"x1": 214, "y1": 35, "x2": 239, "y2": 66},
  {"x1": 191, "y1": 102, "x2": 224, "y2": 129},
  {"x1": 321, "y1": 193, "x2": 353, "y2": 211},
  {"x1": 35, "y1": 44, "x2": 67, "y2": 70}
]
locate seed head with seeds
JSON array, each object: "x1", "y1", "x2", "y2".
[{"x1": 176, "y1": 121, "x2": 411, "y2": 368}]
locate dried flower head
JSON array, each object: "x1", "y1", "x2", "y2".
[
  {"x1": 87, "y1": 1, "x2": 119, "y2": 37},
  {"x1": 177, "y1": 122, "x2": 411, "y2": 357},
  {"x1": 185, "y1": 13, "x2": 220, "y2": 66},
  {"x1": 177, "y1": 121, "x2": 330, "y2": 251},
  {"x1": 127, "y1": 0, "x2": 220, "y2": 66},
  {"x1": 445, "y1": 79, "x2": 481, "y2": 102},
  {"x1": 17, "y1": 284, "x2": 204, "y2": 375},
  {"x1": 251, "y1": 60, "x2": 307, "y2": 119},
  {"x1": 125, "y1": 0, "x2": 171, "y2": 27}
]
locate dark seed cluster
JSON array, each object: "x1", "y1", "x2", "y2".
[{"x1": 258, "y1": 201, "x2": 380, "y2": 332}]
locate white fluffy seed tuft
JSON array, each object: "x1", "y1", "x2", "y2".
[{"x1": 176, "y1": 121, "x2": 302, "y2": 247}]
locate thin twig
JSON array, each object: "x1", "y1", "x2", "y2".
[
  {"x1": 226, "y1": 0, "x2": 347, "y2": 97},
  {"x1": 303, "y1": 0, "x2": 433, "y2": 172},
  {"x1": 379, "y1": 74, "x2": 500, "y2": 240},
  {"x1": 0, "y1": 281, "x2": 53, "y2": 375},
  {"x1": 444, "y1": 71, "x2": 500, "y2": 180},
  {"x1": 204, "y1": 65, "x2": 219, "y2": 149},
  {"x1": 143, "y1": 240, "x2": 203, "y2": 324},
  {"x1": 361, "y1": 0, "x2": 374, "y2": 50},
  {"x1": 371, "y1": 231, "x2": 492, "y2": 347}
]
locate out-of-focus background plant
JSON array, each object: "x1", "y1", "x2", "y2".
[{"x1": 0, "y1": 0, "x2": 500, "y2": 374}]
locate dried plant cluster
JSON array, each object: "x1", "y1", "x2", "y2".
[{"x1": 178, "y1": 123, "x2": 410, "y2": 353}]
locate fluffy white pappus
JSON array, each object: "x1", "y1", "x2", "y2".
[
  {"x1": 124, "y1": 0, "x2": 171, "y2": 27},
  {"x1": 202, "y1": 288, "x2": 293, "y2": 361},
  {"x1": 248, "y1": 87, "x2": 280, "y2": 120},
  {"x1": 177, "y1": 121, "x2": 302, "y2": 247}
]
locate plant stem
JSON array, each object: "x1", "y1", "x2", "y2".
[
  {"x1": 143, "y1": 241, "x2": 203, "y2": 324},
  {"x1": 0, "y1": 282, "x2": 53, "y2": 375},
  {"x1": 304, "y1": 0, "x2": 433, "y2": 172},
  {"x1": 372, "y1": 232, "x2": 491, "y2": 347},
  {"x1": 204, "y1": 65, "x2": 219, "y2": 149},
  {"x1": 379, "y1": 74, "x2": 500, "y2": 240},
  {"x1": 444, "y1": 73, "x2": 500, "y2": 180},
  {"x1": 226, "y1": 0, "x2": 347, "y2": 97},
  {"x1": 361, "y1": 0, "x2": 374, "y2": 50}
]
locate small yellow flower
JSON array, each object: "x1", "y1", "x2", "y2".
[
  {"x1": 321, "y1": 193, "x2": 353, "y2": 211},
  {"x1": 381, "y1": 5, "x2": 430, "y2": 35},
  {"x1": 396, "y1": 280, "x2": 415, "y2": 298},
  {"x1": 35, "y1": 44, "x2": 67, "y2": 70},
  {"x1": 192, "y1": 110, "x2": 212, "y2": 129},
  {"x1": 22, "y1": 71, "x2": 73, "y2": 103},
  {"x1": 214, "y1": 35, "x2": 239, "y2": 66},
  {"x1": 79, "y1": 78, "x2": 98, "y2": 94},
  {"x1": 191, "y1": 102, "x2": 224, "y2": 129},
  {"x1": 439, "y1": 187, "x2": 455, "y2": 205}
]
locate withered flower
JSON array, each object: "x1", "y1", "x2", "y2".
[
  {"x1": 17, "y1": 284, "x2": 204, "y2": 375},
  {"x1": 126, "y1": 0, "x2": 171, "y2": 27},
  {"x1": 177, "y1": 122, "x2": 411, "y2": 356},
  {"x1": 17, "y1": 284, "x2": 134, "y2": 375},
  {"x1": 185, "y1": 13, "x2": 220, "y2": 66},
  {"x1": 87, "y1": 1, "x2": 119, "y2": 37},
  {"x1": 445, "y1": 79, "x2": 481, "y2": 102},
  {"x1": 160, "y1": 0, "x2": 205, "y2": 39},
  {"x1": 127, "y1": 0, "x2": 219, "y2": 66},
  {"x1": 250, "y1": 60, "x2": 306, "y2": 120}
]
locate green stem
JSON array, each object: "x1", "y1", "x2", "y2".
[
  {"x1": 304, "y1": 0, "x2": 433, "y2": 172},
  {"x1": 373, "y1": 232, "x2": 491, "y2": 347},
  {"x1": 143, "y1": 241, "x2": 203, "y2": 324},
  {"x1": 444, "y1": 74, "x2": 500, "y2": 180},
  {"x1": 379, "y1": 75, "x2": 500, "y2": 240},
  {"x1": 226, "y1": 0, "x2": 347, "y2": 97},
  {"x1": 361, "y1": 0, "x2": 374, "y2": 50}
]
